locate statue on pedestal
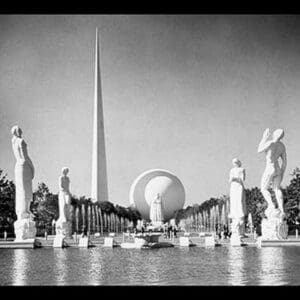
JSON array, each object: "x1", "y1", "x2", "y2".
[
  {"x1": 11, "y1": 125, "x2": 36, "y2": 240},
  {"x1": 258, "y1": 128, "x2": 288, "y2": 239},
  {"x1": 150, "y1": 193, "x2": 164, "y2": 227},
  {"x1": 55, "y1": 167, "x2": 72, "y2": 237},
  {"x1": 229, "y1": 158, "x2": 247, "y2": 243}
]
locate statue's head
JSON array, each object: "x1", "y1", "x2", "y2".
[
  {"x1": 273, "y1": 129, "x2": 284, "y2": 142},
  {"x1": 11, "y1": 125, "x2": 22, "y2": 138},
  {"x1": 62, "y1": 167, "x2": 69, "y2": 176},
  {"x1": 232, "y1": 158, "x2": 242, "y2": 167}
]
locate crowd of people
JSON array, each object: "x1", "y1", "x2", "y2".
[
  {"x1": 133, "y1": 221, "x2": 178, "y2": 239},
  {"x1": 215, "y1": 224, "x2": 231, "y2": 239},
  {"x1": 134, "y1": 221, "x2": 236, "y2": 240}
]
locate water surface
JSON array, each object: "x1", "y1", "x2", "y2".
[{"x1": 1, "y1": 246, "x2": 300, "y2": 285}]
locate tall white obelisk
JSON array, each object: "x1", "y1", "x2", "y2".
[{"x1": 91, "y1": 28, "x2": 108, "y2": 203}]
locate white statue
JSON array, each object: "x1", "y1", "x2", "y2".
[
  {"x1": 56, "y1": 167, "x2": 72, "y2": 237},
  {"x1": 258, "y1": 128, "x2": 288, "y2": 240},
  {"x1": 58, "y1": 167, "x2": 71, "y2": 223},
  {"x1": 229, "y1": 158, "x2": 246, "y2": 239},
  {"x1": 11, "y1": 125, "x2": 35, "y2": 219},
  {"x1": 11, "y1": 125, "x2": 36, "y2": 240},
  {"x1": 150, "y1": 193, "x2": 164, "y2": 226},
  {"x1": 258, "y1": 128, "x2": 287, "y2": 218}
]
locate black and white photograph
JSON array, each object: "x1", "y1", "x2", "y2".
[{"x1": 0, "y1": 14, "x2": 300, "y2": 286}]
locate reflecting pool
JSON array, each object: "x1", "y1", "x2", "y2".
[{"x1": 1, "y1": 246, "x2": 300, "y2": 285}]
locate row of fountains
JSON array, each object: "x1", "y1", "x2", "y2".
[
  {"x1": 71, "y1": 204, "x2": 134, "y2": 235},
  {"x1": 56, "y1": 196, "x2": 135, "y2": 237}
]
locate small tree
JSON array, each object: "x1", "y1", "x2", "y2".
[
  {"x1": 31, "y1": 182, "x2": 59, "y2": 236},
  {"x1": 0, "y1": 169, "x2": 16, "y2": 236}
]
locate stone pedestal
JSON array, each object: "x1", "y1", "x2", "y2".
[
  {"x1": 78, "y1": 237, "x2": 89, "y2": 248},
  {"x1": 134, "y1": 237, "x2": 147, "y2": 248},
  {"x1": 230, "y1": 217, "x2": 245, "y2": 246},
  {"x1": 104, "y1": 237, "x2": 114, "y2": 247},
  {"x1": 231, "y1": 217, "x2": 244, "y2": 235},
  {"x1": 230, "y1": 234, "x2": 242, "y2": 246},
  {"x1": 53, "y1": 235, "x2": 65, "y2": 248},
  {"x1": 55, "y1": 220, "x2": 72, "y2": 238},
  {"x1": 152, "y1": 221, "x2": 163, "y2": 228},
  {"x1": 14, "y1": 218, "x2": 36, "y2": 241},
  {"x1": 261, "y1": 209, "x2": 288, "y2": 240},
  {"x1": 179, "y1": 236, "x2": 190, "y2": 246},
  {"x1": 204, "y1": 236, "x2": 215, "y2": 247}
]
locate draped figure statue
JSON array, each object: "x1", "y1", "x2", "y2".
[
  {"x1": 229, "y1": 158, "x2": 246, "y2": 241},
  {"x1": 11, "y1": 125, "x2": 35, "y2": 220},
  {"x1": 11, "y1": 125, "x2": 36, "y2": 240},
  {"x1": 58, "y1": 167, "x2": 71, "y2": 223},
  {"x1": 150, "y1": 193, "x2": 164, "y2": 226},
  {"x1": 55, "y1": 167, "x2": 72, "y2": 237},
  {"x1": 229, "y1": 158, "x2": 246, "y2": 220}
]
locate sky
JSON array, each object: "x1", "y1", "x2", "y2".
[{"x1": 1, "y1": 15, "x2": 300, "y2": 208}]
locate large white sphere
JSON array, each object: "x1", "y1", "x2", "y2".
[{"x1": 129, "y1": 169, "x2": 185, "y2": 221}]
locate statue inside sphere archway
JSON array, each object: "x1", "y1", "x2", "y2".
[
  {"x1": 149, "y1": 193, "x2": 164, "y2": 227},
  {"x1": 129, "y1": 169, "x2": 185, "y2": 227}
]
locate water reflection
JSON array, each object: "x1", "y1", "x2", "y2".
[
  {"x1": 53, "y1": 249, "x2": 68, "y2": 285},
  {"x1": 258, "y1": 247, "x2": 287, "y2": 285},
  {"x1": 101, "y1": 248, "x2": 129, "y2": 285},
  {"x1": 173, "y1": 247, "x2": 191, "y2": 284},
  {"x1": 12, "y1": 249, "x2": 28, "y2": 285},
  {"x1": 126, "y1": 250, "x2": 150, "y2": 284},
  {"x1": 85, "y1": 248, "x2": 103, "y2": 285},
  {"x1": 227, "y1": 247, "x2": 246, "y2": 285},
  {"x1": 3, "y1": 245, "x2": 300, "y2": 285},
  {"x1": 141, "y1": 250, "x2": 165, "y2": 285}
]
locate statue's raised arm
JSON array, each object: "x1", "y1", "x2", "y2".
[{"x1": 257, "y1": 128, "x2": 273, "y2": 153}]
